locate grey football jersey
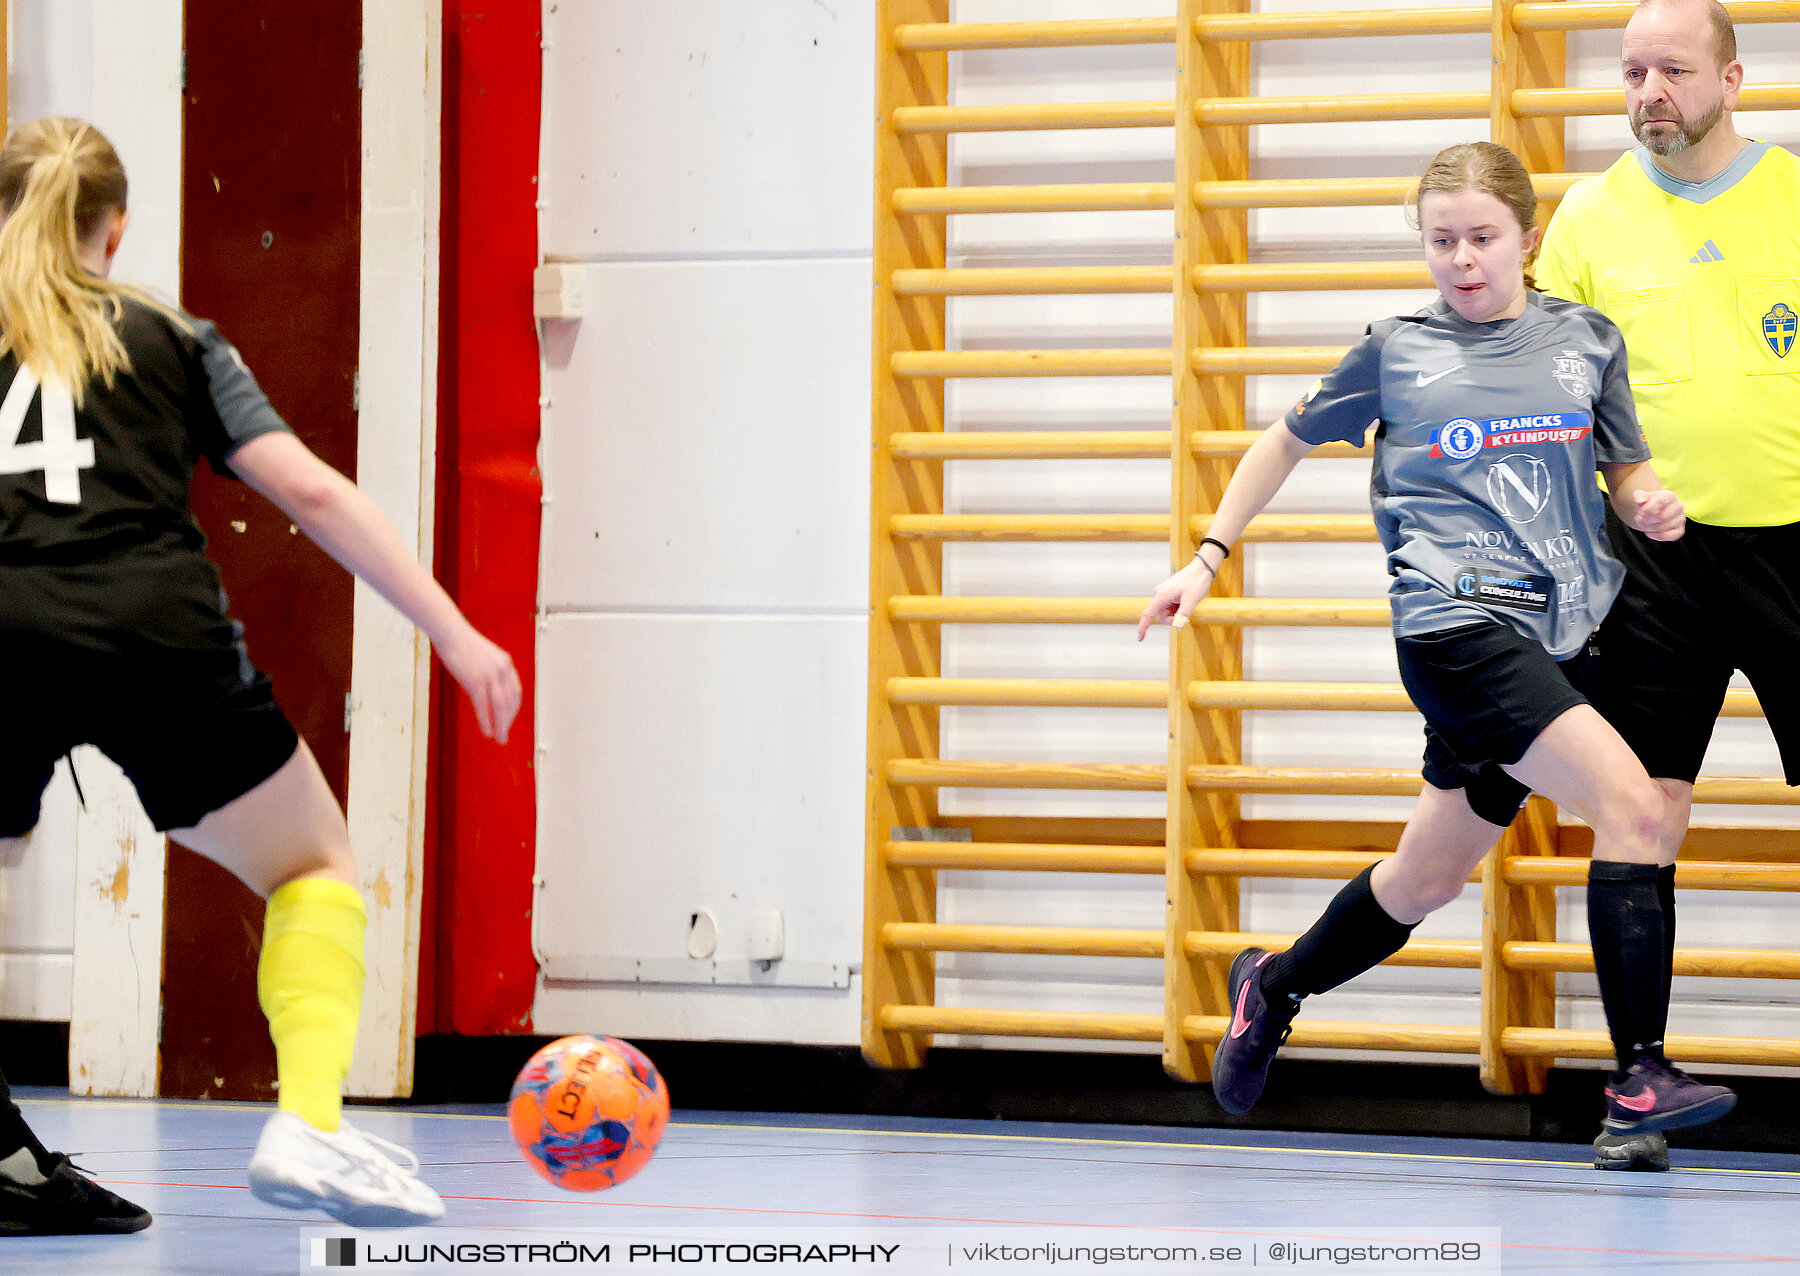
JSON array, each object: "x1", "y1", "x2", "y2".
[{"x1": 1284, "y1": 291, "x2": 1649, "y2": 658}]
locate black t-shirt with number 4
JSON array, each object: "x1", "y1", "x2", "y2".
[{"x1": 0, "y1": 294, "x2": 292, "y2": 651}]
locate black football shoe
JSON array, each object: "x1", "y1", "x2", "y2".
[{"x1": 0, "y1": 1146, "x2": 151, "y2": 1235}]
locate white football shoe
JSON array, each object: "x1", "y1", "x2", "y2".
[{"x1": 248, "y1": 1111, "x2": 446, "y2": 1227}]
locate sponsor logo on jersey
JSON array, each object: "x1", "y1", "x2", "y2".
[
  {"x1": 1292, "y1": 378, "x2": 1322, "y2": 417},
  {"x1": 1688, "y1": 239, "x2": 1725, "y2": 264},
  {"x1": 1485, "y1": 454, "x2": 1552, "y2": 524},
  {"x1": 1552, "y1": 349, "x2": 1591, "y2": 399},
  {"x1": 1764, "y1": 302, "x2": 1796, "y2": 358},
  {"x1": 1453, "y1": 566, "x2": 1551, "y2": 613},
  {"x1": 1435, "y1": 418, "x2": 1484, "y2": 459},
  {"x1": 1429, "y1": 411, "x2": 1592, "y2": 458}
]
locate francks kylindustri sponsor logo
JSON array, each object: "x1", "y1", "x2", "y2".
[{"x1": 1429, "y1": 411, "x2": 1592, "y2": 459}]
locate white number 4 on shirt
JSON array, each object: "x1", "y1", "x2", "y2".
[{"x1": 0, "y1": 366, "x2": 94, "y2": 504}]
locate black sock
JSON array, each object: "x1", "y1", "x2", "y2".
[
  {"x1": 1658, "y1": 863, "x2": 1677, "y2": 1018},
  {"x1": 1588, "y1": 861, "x2": 1669, "y2": 1077},
  {"x1": 0, "y1": 1069, "x2": 54, "y2": 1175},
  {"x1": 1259, "y1": 865, "x2": 1418, "y2": 1001}
]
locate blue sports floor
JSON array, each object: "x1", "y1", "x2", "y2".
[{"x1": 7, "y1": 1091, "x2": 1800, "y2": 1273}]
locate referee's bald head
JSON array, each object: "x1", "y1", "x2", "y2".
[{"x1": 1630, "y1": 0, "x2": 1737, "y2": 70}]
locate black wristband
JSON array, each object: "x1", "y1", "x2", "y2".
[{"x1": 1192, "y1": 537, "x2": 1230, "y2": 569}]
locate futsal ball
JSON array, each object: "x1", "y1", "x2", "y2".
[{"x1": 509, "y1": 1034, "x2": 670, "y2": 1191}]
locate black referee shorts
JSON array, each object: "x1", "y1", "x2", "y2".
[
  {"x1": 0, "y1": 634, "x2": 299, "y2": 836},
  {"x1": 1603, "y1": 506, "x2": 1800, "y2": 785},
  {"x1": 1395, "y1": 620, "x2": 1600, "y2": 827}
]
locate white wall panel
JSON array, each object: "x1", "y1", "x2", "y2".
[
  {"x1": 8, "y1": 3, "x2": 93, "y2": 121},
  {"x1": 950, "y1": 374, "x2": 1169, "y2": 428},
  {"x1": 0, "y1": 4, "x2": 96, "y2": 1025},
  {"x1": 91, "y1": 0, "x2": 183, "y2": 299},
  {"x1": 534, "y1": 974, "x2": 863, "y2": 1047},
  {"x1": 540, "y1": 259, "x2": 870, "y2": 613},
  {"x1": 953, "y1": 457, "x2": 1169, "y2": 513},
  {"x1": 534, "y1": 614, "x2": 863, "y2": 1015},
  {"x1": 952, "y1": 291, "x2": 1172, "y2": 350},
  {"x1": 535, "y1": 1, "x2": 871, "y2": 1045},
  {"x1": 540, "y1": 0, "x2": 875, "y2": 260},
  {"x1": 0, "y1": 955, "x2": 73, "y2": 1021},
  {"x1": 1251, "y1": 288, "x2": 1436, "y2": 344},
  {"x1": 3, "y1": 3, "x2": 181, "y2": 1047},
  {"x1": 0, "y1": 773, "x2": 80, "y2": 958}
]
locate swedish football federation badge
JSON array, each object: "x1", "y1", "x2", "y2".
[
  {"x1": 1763, "y1": 302, "x2": 1797, "y2": 357},
  {"x1": 1552, "y1": 349, "x2": 1591, "y2": 399}
]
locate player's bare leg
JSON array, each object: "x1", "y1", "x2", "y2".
[
  {"x1": 1371, "y1": 783, "x2": 1505, "y2": 924},
  {"x1": 170, "y1": 743, "x2": 444, "y2": 1226},
  {"x1": 169, "y1": 740, "x2": 354, "y2": 897}
]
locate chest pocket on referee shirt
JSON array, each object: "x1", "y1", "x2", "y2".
[
  {"x1": 1600, "y1": 282, "x2": 1693, "y2": 386},
  {"x1": 1739, "y1": 278, "x2": 1800, "y2": 375}
]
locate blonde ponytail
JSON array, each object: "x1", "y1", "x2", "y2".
[{"x1": 0, "y1": 117, "x2": 183, "y2": 407}]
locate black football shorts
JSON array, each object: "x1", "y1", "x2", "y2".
[
  {"x1": 1395, "y1": 619, "x2": 1600, "y2": 827},
  {"x1": 1603, "y1": 506, "x2": 1800, "y2": 785},
  {"x1": 0, "y1": 632, "x2": 299, "y2": 836}
]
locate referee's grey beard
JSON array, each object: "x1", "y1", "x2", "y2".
[{"x1": 1632, "y1": 98, "x2": 1725, "y2": 156}]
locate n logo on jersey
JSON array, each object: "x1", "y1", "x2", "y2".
[
  {"x1": 1485, "y1": 454, "x2": 1551, "y2": 525},
  {"x1": 1763, "y1": 302, "x2": 1796, "y2": 358},
  {"x1": 0, "y1": 366, "x2": 93, "y2": 504}
]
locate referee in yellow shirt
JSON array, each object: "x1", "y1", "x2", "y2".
[{"x1": 1536, "y1": 0, "x2": 1800, "y2": 1173}]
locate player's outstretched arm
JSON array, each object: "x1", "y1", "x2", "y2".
[
  {"x1": 1600, "y1": 460, "x2": 1685, "y2": 543},
  {"x1": 227, "y1": 430, "x2": 524, "y2": 743},
  {"x1": 1136, "y1": 420, "x2": 1316, "y2": 640}
]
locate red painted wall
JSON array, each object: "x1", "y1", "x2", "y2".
[
  {"x1": 424, "y1": 2, "x2": 543, "y2": 1036},
  {"x1": 172, "y1": 0, "x2": 361, "y2": 1099}
]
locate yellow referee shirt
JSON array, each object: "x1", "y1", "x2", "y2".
[{"x1": 1536, "y1": 141, "x2": 1800, "y2": 526}]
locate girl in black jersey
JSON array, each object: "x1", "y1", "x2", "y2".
[
  {"x1": 0, "y1": 118, "x2": 520, "y2": 1232},
  {"x1": 1137, "y1": 142, "x2": 1731, "y2": 1160}
]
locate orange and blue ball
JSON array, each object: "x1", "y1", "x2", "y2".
[{"x1": 508, "y1": 1035, "x2": 669, "y2": 1191}]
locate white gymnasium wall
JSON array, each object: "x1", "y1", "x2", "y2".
[
  {"x1": 0, "y1": 0, "x2": 181, "y2": 1027},
  {"x1": 531, "y1": 0, "x2": 874, "y2": 1043},
  {"x1": 535, "y1": 1, "x2": 1800, "y2": 1064}
]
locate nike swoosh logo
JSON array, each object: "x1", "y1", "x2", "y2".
[
  {"x1": 1417, "y1": 367, "x2": 1462, "y2": 387},
  {"x1": 1228, "y1": 979, "x2": 1253, "y2": 1039},
  {"x1": 1607, "y1": 1088, "x2": 1658, "y2": 1112}
]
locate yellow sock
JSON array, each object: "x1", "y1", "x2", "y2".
[{"x1": 258, "y1": 877, "x2": 366, "y2": 1133}]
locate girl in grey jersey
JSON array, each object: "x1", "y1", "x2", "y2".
[
  {"x1": 1315, "y1": 291, "x2": 1645, "y2": 658},
  {"x1": 1136, "y1": 143, "x2": 1734, "y2": 1139}
]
